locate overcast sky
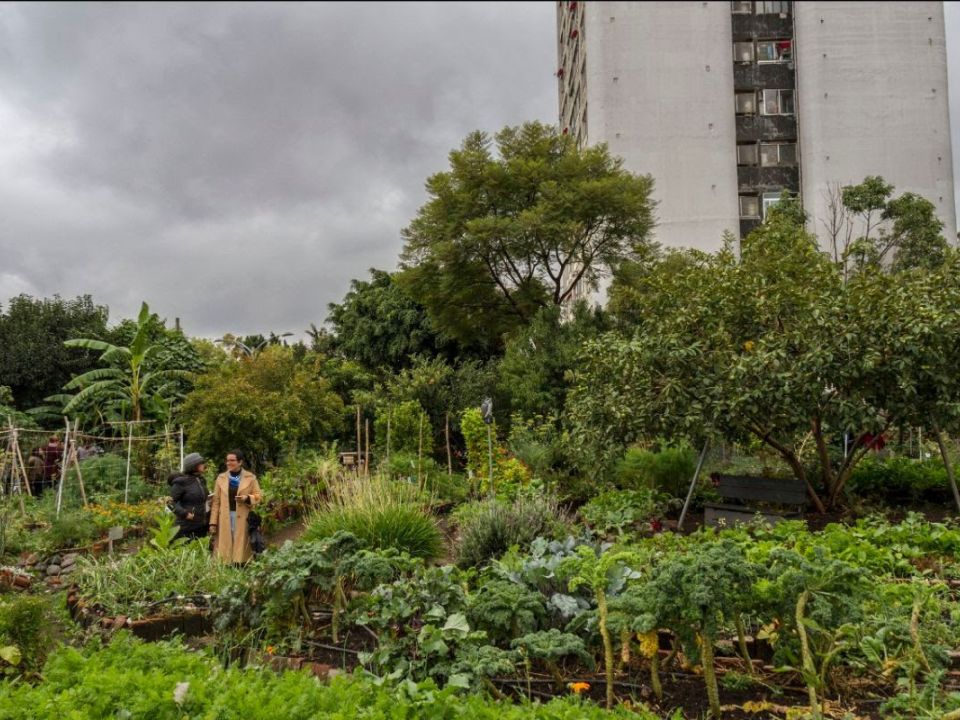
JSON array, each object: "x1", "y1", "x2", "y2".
[{"x1": 2, "y1": 2, "x2": 960, "y2": 339}]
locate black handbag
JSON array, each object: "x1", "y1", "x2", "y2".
[{"x1": 247, "y1": 510, "x2": 266, "y2": 555}]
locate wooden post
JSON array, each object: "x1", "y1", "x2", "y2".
[
  {"x1": 445, "y1": 412, "x2": 452, "y2": 476},
  {"x1": 678, "y1": 441, "x2": 709, "y2": 532},
  {"x1": 124, "y1": 422, "x2": 134, "y2": 505},
  {"x1": 355, "y1": 406, "x2": 362, "y2": 475},
  {"x1": 179, "y1": 425, "x2": 185, "y2": 472},
  {"x1": 386, "y1": 411, "x2": 391, "y2": 466},
  {"x1": 10, "y1": 422, "x2": 32, "y2": 497},
  {"x1": 417, "y1": 412, "x2": 424, "y2": 491},
  {"x1": 364, "y1": 418, "x2": 370, "y2": 477}
]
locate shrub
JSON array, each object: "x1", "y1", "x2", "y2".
[
  {"x1": 848, "y1": 456, "x2": 949, "y2": 503},
  {"x1": 454, "y1": 493, "x2": 568, "y2": 569},
  {"x1": 47, "y1": 510, "x2": 100, "y2": 549},
  {"x1": 580, "y1": 488, "x2": 667, "y2": 537},
  {"x1": 304, "y1": 474, "x2": 442, "y2": 560},
  {"x1": 461, "y1": 408, "x2": 532, "y2": 499},
  {"x1": 614, "y1": 444, "x2": 696, "y2": 496},
  {"x1": 0, "y1": 596, "x2": 54, "y2": 674},
  {"x1": 259, "y1": 448, "x2": 340, "y2": 515}
]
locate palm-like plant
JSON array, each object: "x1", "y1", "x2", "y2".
[{"x1": 57, "y1": 302, "x2": 193, "y2": 424}]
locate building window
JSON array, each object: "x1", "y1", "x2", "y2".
[
  {"x1": 761, "y1": 89, "x2": 795, "y2": 115},
  {"x1": 733, "y1": 42, "x2": 754, "y2": 63},
  {"x1": 737, "y1": 144, "x2": 759, "y2": 165},
  {"x1": 731, "y1": 0, "x2": 752, "y2": 13},
  {"x1": 756, "y1": 39, "x2": 792, "y2": 63},
  {"x1": 735, "y1": 92, "x2": 757, "y2": 114},
  {"x1": 740, "y1": 195, "x2": 761, "y2": 218},
  {"x1": 762, "y1": 192, "x2": 787, "y2": 216},
  {"x1": 759, "y1": 142, "x2": 797, "y2": 167},
  {"x1": 756, "y1": 1, "x2": 790, "y2": 15}
]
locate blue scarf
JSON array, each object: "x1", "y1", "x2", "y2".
[{"x1": 228, "y1": 470, "x2": 242, "y2": 489}]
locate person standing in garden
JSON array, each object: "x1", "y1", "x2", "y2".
[
  {"x1": 41, "y1": 435, "x2": 62, "y2": 494},
  {"x1": 209, "y1": 449, "x2": 262, "y2": 564},
  {"x1": 169, "y1": 452, "x2": 210, "y2": 540}
]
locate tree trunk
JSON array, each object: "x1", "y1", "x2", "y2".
[
  {"x1": 752, "y1": 427, "x2": 827, "y2": 513},
  {"x1": 933, "y1": 424, "x2": 960, "y2": 514}
]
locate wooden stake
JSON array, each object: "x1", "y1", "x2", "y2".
[
  {"x1": 417, "y1": 412, "x2": 424, "y2": 491},
  {"x1": 445, "y1": 412, "x2": 452, "y2": 476},
  {"x1": 123, "y1": 421, "x2": 133, "y2": 505},
  {"x1": 355, "y1": 406, "x2": 362, "y2": 475},
  {"x1": 364, "y1": 418, "x2": 370, "y2": 477},
  {"x1": 386, "y1": 411, "x2": 391, "y2": 466},
  {"x1": 56, "y1": 419, "x2": 70, "y2": 517}
]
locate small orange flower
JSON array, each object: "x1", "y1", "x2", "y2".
[
  {"x1": 567, "y1": 682, "x2": 590, "y2": 694},
  {"x1": 265, "y1": 645, "x2": 276, "y2": 655}
]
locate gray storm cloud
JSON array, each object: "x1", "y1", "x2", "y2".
[{"x1": 0, "y1": 2, "x2": 556, "y2": 336}]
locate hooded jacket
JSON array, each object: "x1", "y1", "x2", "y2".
[{"x1": 169, "y1": 473, "x2": 209, "y2": 529}]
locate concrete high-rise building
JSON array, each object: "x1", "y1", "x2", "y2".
[{"x1": 556, "y1": 1, "x2": 955, "y2": 254}]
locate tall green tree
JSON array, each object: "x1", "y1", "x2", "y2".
[
  {"x1": 326, "y1": 268, "x2": 460, "y2": 372},
  {"x1": 568, "y1": 199, "x2": 905, "y2": 511},
  {"x1": 0, "y1": 294, "x2": 109, "y2": 410},
  {"x1": 399, "y1": 122, "x2": 656, "y2": 350},
  {"x1": 838, "y1": 176, "x2": 949, "y2": 275}
]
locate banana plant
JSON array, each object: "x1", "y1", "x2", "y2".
[{"x1": 58, "y1": 302, "x2": 193, "y2": 424}]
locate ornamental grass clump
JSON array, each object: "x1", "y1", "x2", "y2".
[{"x1": 304, "y1": 474, "x2": 442, "y2": 560}]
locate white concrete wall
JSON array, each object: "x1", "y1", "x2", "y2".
[
  {"x1": 582, "y1": 1, "x2": 740, "y2": 252},
  {"x1": 795, "y1": 2, "x2": 956, "y2": 239}
]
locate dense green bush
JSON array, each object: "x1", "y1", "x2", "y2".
[
  {"x1": 0, "y1": 595, "x2": 54, "y2": 674},
  {"x1": 374, "y1": 400, "x2": 431, "y2": 456},
  {"x1": 454, "y1": 494, "x2": 567, "y2": 569},
  {"x1": 614, "y1": 444, "x2": 695, "y2": 496},
  {"x1": 304, "y1": 474, "x2": 442, "y2": 560},
  {"x1": 848, "y1": 456, "x2": 949, "y2": 502},
  {"x1": 47, "y1": 509, "x2": 100, "y2": 549}
]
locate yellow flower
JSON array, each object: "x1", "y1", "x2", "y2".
[
  {"x1": 265, "y1": 645, "x2": 276, "y2": 656},
  {"x1": 743, "y1": 340, "x2": 755, "y2": 352},
  {"x1": 567, "y1": 682, "x2": 590, "y2": 694}
]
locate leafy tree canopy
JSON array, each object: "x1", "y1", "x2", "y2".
[
  {"x1": 399, "y1": 121, "x2": 656, "y2": 351},
  {"x1": 180, "y1": 345, "x2": 344, "y2": 468},
  {"x1": 0, "y1": 294, "x2": 109, "y2": 410},
  {"x1": 326, "y1": 268, "x2": 461, "y2": 373}
]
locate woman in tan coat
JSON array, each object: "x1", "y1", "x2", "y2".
[{"x1": 209, "y1": 449, "x2": 263, "y2": 564}]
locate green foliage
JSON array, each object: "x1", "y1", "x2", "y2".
[
  {"x1": 580, "y1": 488, "x2": 666, "y2": 538},
  {"x1": 848, "y1": 456, "x2": 950, "y2": 502},
  {"x1": 399, "y1": 121, "x2": 655, "y2": 351},
  {"x1": 454, "y1": 494, "x2": 567, "y2": 569},
  {"x1": 0, "y1": 595, "x2": 54, "y2": 675},
  {"x1": 375, "y1": 400, "x2": 431, "y2": 456},
  {"x1": 466, "y1": 579, "x2": 546, "y2": 644},
  {"x1": 63, "y1": 453, "x2": 150, "y2": 505},
  {"x1": 47, "y1": 509, "x2": 101, "y2": 549},
  {"x1": 74, "y1": 541, "x2": 240, "y2": 618},
  {"x1": 50, "y1": 302, "x2": 197, "y2": 425},
  {"x1": 304, "y1": 474, "x2": 442, "y2": 560},
  {"x1": 258, "y1": 448, "x2": 339, "y2": 521},
  {"x1": 511, "y1": 629, "x2": 594, "y2": 670},
  {"x1": 0, "y1": 294, "x2": 109, "y2": 410},
  {"x1": 497, "y1": 304, "x2": 609, "y2": 420},
  {"x1": 614, "y1": 444, "x2": 696, "y2": 496},
  {"x1": 181, "y1": 346, "x2": 344, "y2": 468},
  {"x1": 326, "y1": 268, "x2": 459, "y2": 372},
  {"x1": 0, "y1": 633, "x2": 658, "y2": 719},
  {"x1": 461, "y1": 407, "x2": 531, "y2": 497}
]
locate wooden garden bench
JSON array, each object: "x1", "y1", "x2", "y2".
[{"x1": 703, "y1": 474, "x2": 807, "y2": 527}]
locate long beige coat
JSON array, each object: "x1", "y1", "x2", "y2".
[{"x1": 209, "y1": 469, "x2": 262, "y2": 563}]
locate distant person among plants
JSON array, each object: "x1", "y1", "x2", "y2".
[
  {"x1": 209, "y1": 449, "x2": 262, "y2": 564},
  {"x1": 168, "y1": 452, "x2": 210, "y2": 541},
  {"x1": 41, "y1": 435, "x2": 62, "y2": 494}
]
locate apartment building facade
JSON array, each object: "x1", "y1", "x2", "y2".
[{"x1": 556, "y1": 1, "x2": 955, "y2": 252}]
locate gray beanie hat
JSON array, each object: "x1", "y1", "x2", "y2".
[{"x1": 182, "y1": 452, "x2": 205, "y2": 473}]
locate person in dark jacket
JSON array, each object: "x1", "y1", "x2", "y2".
[{"x1": 169, "y1": 452, "x2": 210, "y2": 540}]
